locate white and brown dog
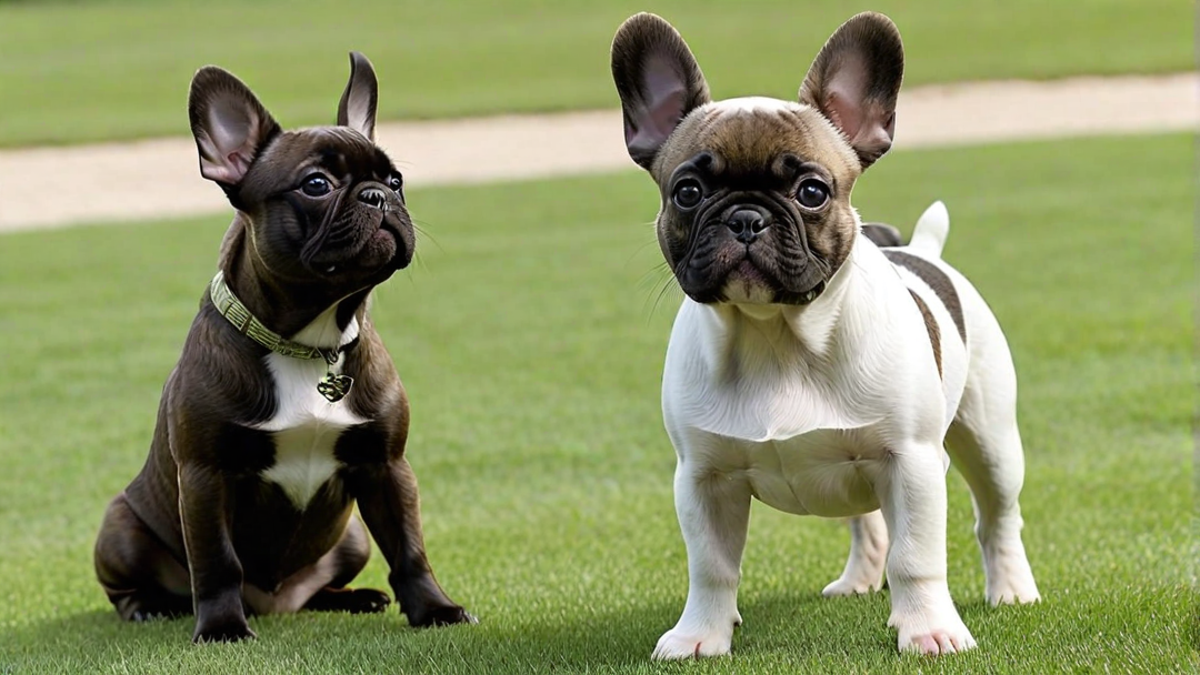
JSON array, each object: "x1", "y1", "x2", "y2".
[{"x1": 610, "y1": 12, "x2": 1040, "y2": 658}]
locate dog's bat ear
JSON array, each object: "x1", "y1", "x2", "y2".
[
  {"x1": 338, "y1": 51, "x2": 379, "y2": 141},
  {"x1": 188, "y1": 67, "x2": 281, "y2": 186},
  {"x1": 611, "y1": 13, "x2": 710, "y2": 170},
  {"x1": 799, "y1": 12, "x2": 904, "y2": 169}
]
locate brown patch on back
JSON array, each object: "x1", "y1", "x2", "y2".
[
  {"x1": 908, "y1": 290, "x2": 941, "y2": 377},
  {"x1": 884, "y1": 250, "x2": 966, "y2": 342}
]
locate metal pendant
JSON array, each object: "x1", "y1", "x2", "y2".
[{"x1": 317, "y1": 372, "x2": 354, "y2": 403}]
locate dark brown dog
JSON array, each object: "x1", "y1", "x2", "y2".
[{"x1": 93, "y1": 52, "x2": 472, "y2": 643}]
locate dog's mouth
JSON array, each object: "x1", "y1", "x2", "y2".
[
  {"x1": 709, "y1": 258, "x2": 825, "y2": 306},
  {"x1": 373, "y1": 219, "x2": 401, "y2": 246},
  {"x1": 332, "y1": 217, "x2": 411, "y2": 274},
  {"x1": 719, "y1": 260, "x2": 774, "y2": 303},
  {"x1": 730, "y1": 260, "x2": 768, "y2": 284},
  {"x1": 301, "y1": 198, "x2": 413, "y2": 277}
]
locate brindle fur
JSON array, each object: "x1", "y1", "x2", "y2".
[{"x1": 613, "y1": 13, "x2": 904, "y2": 308}]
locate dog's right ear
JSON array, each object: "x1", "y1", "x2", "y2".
[
  {"x1": 611, "y1": 13, "x2": 710, "y2": 170},
  {"x1": 188, "y1": 67, "x2": 281, "y2": 186}
]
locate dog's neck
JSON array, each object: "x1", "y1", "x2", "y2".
[
  {"x1": 693, "y1": 239, "x2": 867, "y2": 379},
  {"x1": 218, "y1": 217, "x2": 370, "y2": 345}
]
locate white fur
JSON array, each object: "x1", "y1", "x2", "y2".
[
  {"x1": 908, "y1": 201, "x2": 950, "y2": 257},
  {"x1": 256, "y1": 303, "x2": 365, "y2": 510},
  {"x1": 652, "y1": 204, "x2": 1039, "y2": 659},
  {"x1": 707, "y1": 96, "x2": 804, "y2": 115}
]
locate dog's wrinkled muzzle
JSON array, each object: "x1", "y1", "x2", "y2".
[{"x1": 297, "y1": 180, "x2": 410, "y2": 276}]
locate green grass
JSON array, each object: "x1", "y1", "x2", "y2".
[
  {"x1": 0, "y1": 133, "x2": 1191, "y2": 673},
  {"x1": 0, "y1": 0, "x2": 1190, "y2": 148}
]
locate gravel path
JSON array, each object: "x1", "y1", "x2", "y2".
[{"x1": 0, "y1": 73, "x2": 1193, "y2": 233}]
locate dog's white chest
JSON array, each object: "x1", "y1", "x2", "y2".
[
  {"x1": 736, "y1": 429, "x2": 885, "y2": 517},
  {"x1": 662, "y1": 251, "x2": 954, "y2": 519},
  {"x1": 253, "y1": 313, "x2": 365, "y2": 510}
]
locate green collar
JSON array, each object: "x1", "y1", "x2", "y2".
[{"x1": 208, "y1": 271, "x2": 355, "y2": 402}]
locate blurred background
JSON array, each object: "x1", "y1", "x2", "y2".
[{"x1": 0, "y1": 0, "x2": 1189, "y2": 145}]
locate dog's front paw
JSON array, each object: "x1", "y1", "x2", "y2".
[
  {"x1": 409, "y1": 604, "x2": 476, "y2": 627},
  {"x1": 891, "y1": 611, "x2": 975, "y2": 655},
  {"x1": 193, "y1": 617, "x2": 256, "y2": 644},
  {"x1": 651, "y1": 625, "x2": 736, "y2": 660}
]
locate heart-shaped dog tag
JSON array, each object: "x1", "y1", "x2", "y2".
[{"x1": 317, "y1": 373, "x2": 354, "y2": 403}]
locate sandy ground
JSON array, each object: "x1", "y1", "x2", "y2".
[{"x1": 0, "y1": 73, "x2": 1194, "y2": 233}]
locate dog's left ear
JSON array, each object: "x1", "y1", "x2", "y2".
[
  {"x1": 338, "y1": 51, "x2": 379, "y2": 141},
  {"x1": 799, "y1": 12, "x2": 904, "y2": 169}
]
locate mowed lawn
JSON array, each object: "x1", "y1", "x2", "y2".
[
  {"x1": 0, "y1": 0, "x2": 1191, "y2": 147},
  {"x1": 0, "y1": 134, "x2": 1191, "y2": 674}
]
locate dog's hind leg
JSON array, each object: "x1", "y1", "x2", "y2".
[
  {"x1": 242, "y1": 513, "x2": 390, "y2": 615},
  {"x1": 944, "y1": 318, "x2": 1040, "y2": 606},
  {"x1": 302, "y1": 515, "x2": 391, "y2": 614},
  {"x1": 945, "y1": 417, "x2": 1040, "y2": 605},
  {"x1": 94, "y1": 492, "x2": 192, "y2": 621},
  {"x1": 823, "y1": 510, "x2": 888, "y2": 596}
]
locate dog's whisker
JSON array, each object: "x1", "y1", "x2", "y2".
[
  {"x1": 635, "y1": 260, "x2": 673, "y2": 289},
  {"x1": 626, "y1": 235, "x2": 664, "y2": 267},
  {"x1": 408, "y1": 248, "x2": 428, "y2": 274},
  {"x1": 410, "y1": 219, "x2": 445, "y2": 255},
  {"x1": 641, "y1": 263, "x2": 680, "y2": 322},
  {"x1": 647, "y1": 279, "x2": 680, "y2": 323}
]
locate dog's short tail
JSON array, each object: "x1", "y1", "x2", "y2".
[{"x1": 908, "y1": 201, "x2": 950, "y2": 258}]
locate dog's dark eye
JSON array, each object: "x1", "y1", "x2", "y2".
[
  {"x1": 387, "y1": 174, "x2": 403, "y2": 192},
  {"x1": 301, "y1": 174, "x2": 332, "y2": 197},
  {"x1": 673, "y1": 180, "x2": 703, "y2": 210},
  {"x1": 796, "y1": 179, "x2": 829, "y2": 209}
]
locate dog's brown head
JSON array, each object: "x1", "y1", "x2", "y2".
[
  {"x1": 189, "y1": 52, "x2": 414, "y2": 294},
  {"x1": 612, "y1": 13, "x2": 903, "y2": 305}
]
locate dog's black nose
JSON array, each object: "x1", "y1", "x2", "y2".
[
  {"x1": 358, "y1": 187, "x2": 388, "y2": 210},
  {"x1": 727, "y1": 209, "x2": 770, "y2": 244}
]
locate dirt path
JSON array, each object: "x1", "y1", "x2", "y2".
[{"x1": 1, "y1": 73, "x2": 1193, "y2": 233}]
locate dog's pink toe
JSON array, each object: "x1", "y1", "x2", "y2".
[{"x1": 906, "y1": 630, "x2": 974, "y2": 655}]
